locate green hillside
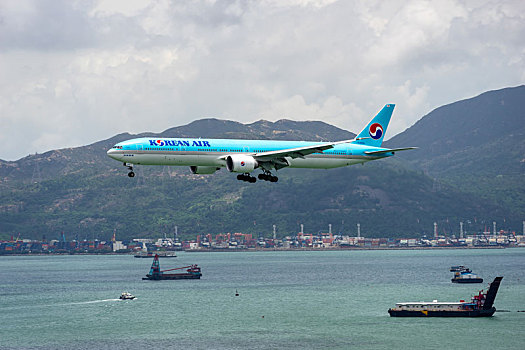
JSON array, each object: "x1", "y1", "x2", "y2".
[
  {"x1": 1, "y1": 92, "x2": 522, "y2": 241},
  {"x1": 387, "y1": 85, "x2": 525, "y2": 215},
  {"x1": 0, "y1": 160, "x2": 511, "y2": 241}
]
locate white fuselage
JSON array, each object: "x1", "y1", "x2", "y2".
[{"x1": 107, "y1": 137, "x2": 385, "y2": 170}]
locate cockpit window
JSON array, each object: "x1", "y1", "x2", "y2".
[{"x1": 113, "y1": 146, "x2": 123, "y2": 149}]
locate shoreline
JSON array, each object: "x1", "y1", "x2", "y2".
[
  {"x1": 184, "y1": 245, "x2": 509, "y2": 252},
  {"x1": 1, "y1": 245, "x2": 516, "y2": 256}
]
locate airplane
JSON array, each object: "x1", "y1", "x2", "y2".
[{"x1": 107, "y1": 104, "x2": 416, "y2": 183}]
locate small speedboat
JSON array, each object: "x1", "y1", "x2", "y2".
[{"x1": 119, "y1": 292, "x2": 136, "y2": 300}]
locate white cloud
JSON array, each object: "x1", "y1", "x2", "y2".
[
  {"x1": 90, "y1": 0, "x2": 150, "y2": 18},
  {"x1": 0, "y1": 0, "x2": 523, "y2": 160}
]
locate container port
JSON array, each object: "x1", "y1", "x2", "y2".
[{"x1": 2, "y1": 221, "x2": 525, "y2": 255}]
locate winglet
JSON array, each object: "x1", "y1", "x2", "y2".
[{"x1": 353, "y1": 104, "x2": 395, "y2": 147}]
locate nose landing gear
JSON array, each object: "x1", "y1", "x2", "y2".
[{"x1": 124, "y1": 163, "x2": 135, "y2": 177}]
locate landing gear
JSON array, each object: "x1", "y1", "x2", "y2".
[
  {"x1": 237, "y1": 173, "x2": 256, "y2": 183},
  {"x1": 258, "y1": 171, "x2": 278, "y2": 182},
  {"x1": 124, "y1": 163, "x2": 135, "y2": 178}
]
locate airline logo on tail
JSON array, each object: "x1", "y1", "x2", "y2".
[{"x1": 369, "y1": 123, "x2": 383, "y2": 140}]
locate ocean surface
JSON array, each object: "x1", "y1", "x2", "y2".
[{"x1": 0, "y1": 248, "x2": 524, "y2": 350}]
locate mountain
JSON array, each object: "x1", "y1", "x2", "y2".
[
  {"x1": 0, "y1": 91, "x2": 522, "y2": 241},
  {"x1": 0, "y1": 158, "x2": 510, "y2": 241},
  {"x1": 387, "y1": 85, "x2": 525, "y2": 215},
  {"x1": 161, "y1": 118, "x2": 354, "y2": 142}
]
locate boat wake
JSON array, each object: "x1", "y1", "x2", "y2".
[
  {"x1": 0, "y1": 298, "x2": 123, "y2": 312},
  {"x1": 67, "y1": 298, "x2": 121, "y2": 305}
]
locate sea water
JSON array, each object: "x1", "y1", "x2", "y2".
[{"x1": 0, "y1": 248, "x2": 524, "y2": 349}]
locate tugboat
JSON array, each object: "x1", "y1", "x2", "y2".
[
  {"x1": 388, "y1": 276, "x2": 503, "y2": 317},
  {"x1": 119, "y1": 292, "x2": 136, "y2": 300},
  {"x1": 451, "y1": 267, "x2": 483, "y2": 283},
  {"x1": 142, "y1": 254, "x2": 202, "y2": 280}
]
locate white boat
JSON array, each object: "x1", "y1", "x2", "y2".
[{"x1": 119, "y1": 292, "x2": 135, "y2": 300}]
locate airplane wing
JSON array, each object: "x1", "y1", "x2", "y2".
[
  {"x1": 364, "y1": 147, "x2": 418, "y2": 155},
  {"x1": 250, "y1": 139, "x2": 356, "y2": 170},
  {"x1": 253, "y1": 143, "x2": 334, "y2": 160},
  {"x1": 253, "y1": 138, "x2": 364, "y2": 160}
]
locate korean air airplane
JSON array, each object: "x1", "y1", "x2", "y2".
[{"x1": 107, "y1": 104, "x2": 415, "y2": 183}]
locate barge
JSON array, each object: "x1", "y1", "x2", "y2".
[
  {"x1": 388, "y1": 276, "x2": 503, "y2": 317},
  {"x1": 142, "y1": 254, "x2": 202, "y2": 280}
]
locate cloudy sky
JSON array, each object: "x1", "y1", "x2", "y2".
[{"x1": 0, "y1": 0, "x2": 523, "y2": 161}]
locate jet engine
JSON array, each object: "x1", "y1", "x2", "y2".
[
  {"x1": 226, "y1": 155, "x2": 258, "y2": 173},
  {"x1": 189, "y1": 166, "x2": 220, "y2": 174}
]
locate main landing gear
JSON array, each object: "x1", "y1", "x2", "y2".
[
  {"x1": 124, "y1": 163, "x2": 135, "y2": 177},
  {"x1": 237, "y1": 173, "x2": 256, "y2": 183},
  {"x1": 258, "y1": 172, "x2": 278, "y2": 182},
  {"x1": 236, "y1": 172, "x2": 278, "y2": 183}
]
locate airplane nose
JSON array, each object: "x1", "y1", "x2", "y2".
[{"x1": 107, "y1": 148, "x2": 119, "y2": 159}]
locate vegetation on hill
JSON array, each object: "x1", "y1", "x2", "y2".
[
  {"x1": 1, "y1": 87, "x2": 523, "y2": 240},
  {"x1": 387, "y1": 85, "x2": 525, "y2": 216}
]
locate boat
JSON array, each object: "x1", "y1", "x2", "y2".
[
  {"x1": 388, "y1": 276, "x2": 503, "y2": 317},
  {"x1": 134, "y1": 251, "x2": 177, "y2": 258},
  {"x1": 119, "y1": 292, "x2": 135, "y2": 300},
  {"x1": 451, "y1": 268, "x2": 483, "y2": 283},
  {"x1": 142, "y1": 254, "x2": 202, "y2": 280},
  {"x1": 450, "y1": 265, "x2": 466, "y2": 272}
]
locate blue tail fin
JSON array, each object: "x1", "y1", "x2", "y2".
[{"x1": 353, "y1": 104, "x2": 395, "y2": 147}]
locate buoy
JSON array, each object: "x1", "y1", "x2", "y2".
[{"x1": 235, "y1": 289, "x2": 239, "y2": 296}]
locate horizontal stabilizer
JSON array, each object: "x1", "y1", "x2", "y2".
[{"x1": 364, "y1": 147, "x2": 417, "y2": 155}]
